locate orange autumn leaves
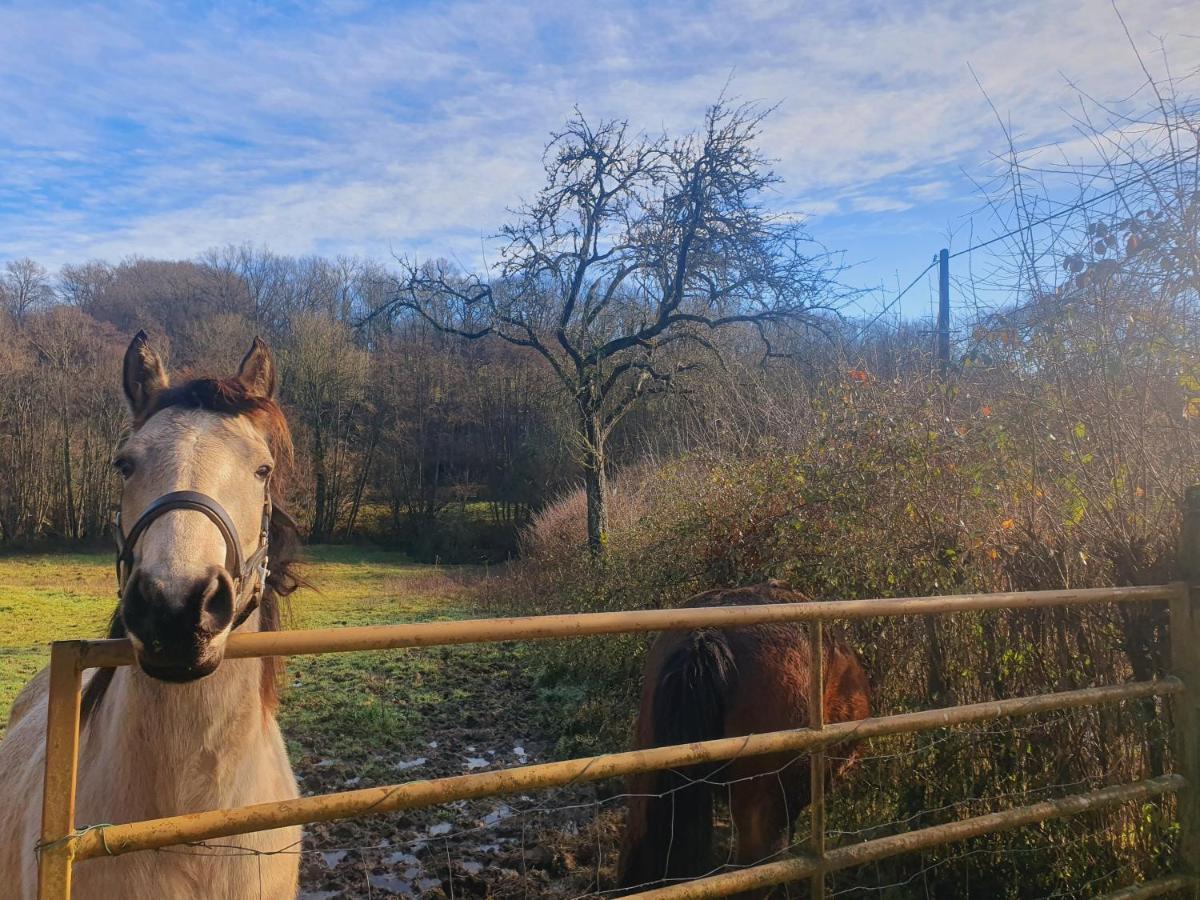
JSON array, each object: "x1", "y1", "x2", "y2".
[{"x1": 986, "y1": 518, "x2": 1017, "y2": 561}]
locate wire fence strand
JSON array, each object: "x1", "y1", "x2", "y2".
[{"x1": 138, "y1": 697, "x2": 1180, "y2": 899}]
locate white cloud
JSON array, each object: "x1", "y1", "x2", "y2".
[{"x1": 1, "y1": 0, "x2": 1198, "y2": 272}]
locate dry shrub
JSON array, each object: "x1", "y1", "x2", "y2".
[{"x1": 520, "y1": 462, "x2": 662, "y2": 562}]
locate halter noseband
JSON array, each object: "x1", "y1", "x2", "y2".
[{"x1": 114, "y1": 489, "x2": 272, "y2": 632}]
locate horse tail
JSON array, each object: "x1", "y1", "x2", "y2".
[{"x1": 618, "y1": 629, "x2": 736, "y2": 891}]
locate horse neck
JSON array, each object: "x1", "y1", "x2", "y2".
[{"x1": 81, "y1": 627, "x2": 274, "y2": 816}]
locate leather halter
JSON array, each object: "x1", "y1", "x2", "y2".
[{"x1": 114, "y1": 488, "x2": 271, "y2": 632}]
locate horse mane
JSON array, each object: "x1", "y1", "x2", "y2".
[{"x1": 82, "y1": 377, "x2": 303, "y2": 724}]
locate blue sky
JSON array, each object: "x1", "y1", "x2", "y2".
[{"x1": 1, "y1": 0, "x2": 1198, "y2": 320}]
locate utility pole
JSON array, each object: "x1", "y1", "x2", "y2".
[{"x1": 936, "y1": 248, "x2": 950, "y2": 374}]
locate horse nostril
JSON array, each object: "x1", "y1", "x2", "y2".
[
  {"x1": 120, "y1": 569, "x2": 160, "y2": 640},
  {"x1": 197, "y1": 568, "x2": 235, "y2": 634}
]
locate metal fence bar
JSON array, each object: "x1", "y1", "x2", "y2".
[
  {"x1": 35, "y1": 580, "x2": 1189, "y2": 898},
  {"x1": 624, "y1": 776, "x2": 1186, "y2": 899},
  {"x1": 67, "y1": 678, "x2": 1181, "y2": 862},
  {"x1": 808, "y1": 620, "x2": 826, "y2": 900},
  {"x1": 73, "y1": 584, "x2": 1183, "y2": 670},
  {"x1": 1095, "y1": 876, "x2": 1198, "y2": 900},
  {"x1": 36, "y1": 641, "x2": 83, "y2": 900}
]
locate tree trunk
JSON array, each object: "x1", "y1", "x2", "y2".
[
  {"x1": 58, "y1": 381, "x2": 80, "y2": 541},
  {"x1": 343, "y1": 417, "x2": 380, "y2": 539},
  {"x1": 582, "y1": 412, "x2": 609, "y2": 555},
  {"x1": 312, "y1": 425, "x2": 329, "y2": 543}
]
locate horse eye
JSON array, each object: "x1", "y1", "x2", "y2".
[
  {"x1": 255, "y1": 464, "x2": 273, "y2": 479},
  {"x1": 113, "y1": 457, "x2": 135, "y2": 479}
]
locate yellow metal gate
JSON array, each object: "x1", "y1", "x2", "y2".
[{"x1": 34, "y1": 487, "x2": 1200, "y2": 899}]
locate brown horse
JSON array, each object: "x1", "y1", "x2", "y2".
[{"x1": 618, "y1": 583, "x2": 870, "y2": 896}]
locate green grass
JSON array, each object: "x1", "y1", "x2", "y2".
[
  {"x1": 0, "y1": 551, "x2": 116, "y2": 722},
  {"x1": 0, "y1": 545, "x2": 477, "y2": 756},
  {"x1": 276, "y1": 545, "x2": 483, "y2": 762}
]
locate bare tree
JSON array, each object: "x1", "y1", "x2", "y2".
[
  {"x1": 2, "y1": 258, "x2": 54, "y2": 325},
  {"x1": 281, "y1": 313, "x2": 371, "y2": 542},
  {"x1": 379, "y1": 100, "x2": 837, "y2": 552},
  {"x1": 57, "y1": 260, "x2": 114, "y2": 314}
]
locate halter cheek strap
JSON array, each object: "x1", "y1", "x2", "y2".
[{"x1": 114, "y1": 488, "x2": 272, "y2": 632}]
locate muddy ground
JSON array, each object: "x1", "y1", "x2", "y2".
[{"x1": 290, "y1": 640, "x2": 626, "y2": 899}]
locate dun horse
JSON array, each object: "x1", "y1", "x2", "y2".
[
  {"x1": 618, "y1": 583, "x2": 871, "y2": 896},
  {"x1": 0, "y1": 333, "x2": 303, "y2": 899}
]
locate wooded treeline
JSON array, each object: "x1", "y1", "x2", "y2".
[
  {"x1": 0, "y1": 241, "x2": 812, "y2": 559},
  {"x1": 0, "y1": 249, "x2": 577, "y2": 558},
  {"x1": 0, "y1": 99, "x2": 845, "y2": 561}
]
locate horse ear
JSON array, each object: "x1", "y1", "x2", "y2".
[
  {"x1": 122, "y1": 330, "x2": 168, "y2": 419},
  {"x1": 236, "y1": 337, "x2": 277, "y2": 399}
]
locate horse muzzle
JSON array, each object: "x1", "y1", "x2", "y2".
[{"x1": 121, "y1": 566, "x2": 237, "y2": 682}]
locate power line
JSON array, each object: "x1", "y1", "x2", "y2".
[
  {"x1": 948, "y1": 145, "x2": 1200, "y2": 260},
  {"x1": 854, "y1": 256, "x2": 938, "y2": 338},
  {"x1": 861, "y1": 146, "x2": 1200, "y2": 328}
]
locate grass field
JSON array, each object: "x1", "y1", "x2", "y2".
[
  {"x1": 0, "y1": 545, "x2": 480, "y2": 743},
  {"x1": 0, "y1": 550, "x2": 114, "y2": 724},
  {"x1": 0, "y1": 545, "x2": 615, "y2": 896}
]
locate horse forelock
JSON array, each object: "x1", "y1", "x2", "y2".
[{"x1": 141, "y1": 376, "x2": 294, "y2": 467}]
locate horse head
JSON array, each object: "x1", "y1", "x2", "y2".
[{"x1": 113, "y1": 331, "x2": 292, "y2": 682}]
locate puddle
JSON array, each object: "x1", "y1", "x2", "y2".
[
  {"x1": 386, "y1": 851, "x2": 422, "y2": 867},
  {"x1": 417, "y1": 878, "x2": 442, "y2": 892},
  {"x1": 482, "y1": 804, "x2": 512, "y2": 827},
  {"x1": 464, "y1": 757, "x2": 490, "y2": 770},
  {"x1": 428, "y1": 822, "x2": 453, "y2": 837},
  {"x1": 395, "y1": 757, "x2": 427, "y2": 772},
  {"x1": 459, "y1": 859, "x2": 483, "y2": 875},
  {"x1": 343, "y1": 776, "x2": 362, "y2": 787},
  {"x1": 512, "y1": 745, "x2": 527, "y2": 758},
  {"x1": 428, "y1": 740, "x2": 439, "y2": 749},
  {"x1": 320, "y1": 850, "x2": 347, "y2": 868}
]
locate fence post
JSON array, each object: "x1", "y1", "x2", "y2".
[
  {"x1": 38, "y1": 641, "x2": 84, "y2": 900},
  {"x1": 809, "y1": 620, "x2": 826, "y2": 899},
  {"x1": 1171, "y1": 485, "x2": 1200, "y2": 896},
  {"x1": 936, "y1": 248, "x2": 950, "y2": 374}
]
